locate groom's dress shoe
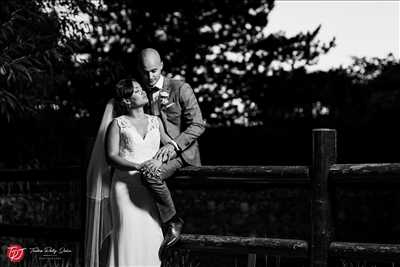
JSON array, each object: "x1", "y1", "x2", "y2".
[{"x1": 163, "y1": 217, "x2": 184, "y2": 247}]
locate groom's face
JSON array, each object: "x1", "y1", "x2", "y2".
[{"x1": 139, "y1": 55, "x2": 163, "y2": 89}]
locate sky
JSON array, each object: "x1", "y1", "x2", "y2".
[{"x1": 263, "y1": 0, "x2": 399, "y2": 71}]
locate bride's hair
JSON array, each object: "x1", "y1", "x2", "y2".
[{"x1": 114, "y1": 78, "x2": 137, "y2": 115}]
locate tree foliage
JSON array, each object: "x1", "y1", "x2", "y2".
[
  {"x1": 1, "y1": 0, "x2": 338, "y2": 126},
  {"x1": 345, "y1": 54, "x2": 400, "y2": 125},
  {"x1": 82, "y1": 0, "x2": 335, "y2": 126},
  {"x1": 0, "y1": 0, "x2": 94, "y2": 122},
  {"x1": 1, "y1": 0, "x2": 397, "y2": 129}
]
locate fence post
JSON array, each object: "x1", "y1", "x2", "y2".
[{"x1": 310, "y1": 129, "x2": 337, "y2": 267}]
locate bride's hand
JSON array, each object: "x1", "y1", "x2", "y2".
[
  {"x1": 135, "y1": 162, "x2": 145, "y2": 171},
  {"x1": 141, "y1": 159, "x2": 162, "y2": 173}
]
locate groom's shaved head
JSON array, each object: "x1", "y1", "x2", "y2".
[
  {"x1": 139, "y1": 48, "x2": 162, "y2": 67},
  {"x1": 138, "y1": 48, "x2": 163, "y2": 88}
]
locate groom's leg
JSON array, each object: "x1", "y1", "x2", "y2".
[
  {"x1": 158, "y1": 157, "x2": 184, "y2": 222},
  {"x1": 141, "y1": 157, "x2": 184, "y2": 223}
]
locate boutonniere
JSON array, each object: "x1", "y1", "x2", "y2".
[{"x1": 159, "y1": 90, "x2": 174, "y2": 109}]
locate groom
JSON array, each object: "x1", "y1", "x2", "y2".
[{"x1": 137, "y1": 48, "x2": 205, "y2": 248}]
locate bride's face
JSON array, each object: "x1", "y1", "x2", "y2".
[{"x1": 128, "y1": 82, "x2": 148, "y2": 108}]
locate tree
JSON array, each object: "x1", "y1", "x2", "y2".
[
  {"x1": 0, "y1": 0, "x2": 96, "y2": 167},
  {"x1": 260, "y1": 53, "x2": 400, "y2": 129},
  {"x1": 0, "y1": 0, "x2": 94, "y2": 123},
  {"x1": 346, "y1": 54, "x2": 400, "y2": 125},
  {"x1": 82, "y1": 0, "x2": 335, "y2": 126}
]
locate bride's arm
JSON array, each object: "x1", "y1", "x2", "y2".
[{"x1": 106, "y1": 120, "x2": 142, "y2": 170}]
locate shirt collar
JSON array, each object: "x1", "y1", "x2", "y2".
[{"x1": 153, "y1": 75, "x2": 164, "y2": 91}]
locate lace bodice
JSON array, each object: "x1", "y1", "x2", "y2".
[{"x1": 114, "y1": 115, "x2": 160, "y2": 164}]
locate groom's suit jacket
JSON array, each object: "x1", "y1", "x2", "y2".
[{"x1": 149, "y1": 76, "x2": 205, "y2": 166}]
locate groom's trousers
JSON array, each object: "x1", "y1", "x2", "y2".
[{"x1": 141, "y1": 156, "x2": 184, "y2": 223}]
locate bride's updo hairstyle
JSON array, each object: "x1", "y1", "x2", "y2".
[{"x1": 114, "y1": 78, "x2": 136, "y2": 115}]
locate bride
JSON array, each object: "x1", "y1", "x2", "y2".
[{"x1": 85, "y1": 78, "x2": 175, "y2": 266}]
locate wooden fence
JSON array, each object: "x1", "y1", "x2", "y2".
[{"x1": 0, "y1": 129, "x2": 400, "y2": 266}]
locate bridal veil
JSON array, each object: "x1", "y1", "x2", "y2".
[{"x1": 84, "y1": 99, "x2": 115, "y2": 267}]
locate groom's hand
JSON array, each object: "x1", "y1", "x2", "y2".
[{"x1": 154, "y1": 144, "x2": 176, "y2": 162}]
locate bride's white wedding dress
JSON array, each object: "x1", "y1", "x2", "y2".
[{"x1": 108, "y1": 114, "x2": 163, "y2": 267}]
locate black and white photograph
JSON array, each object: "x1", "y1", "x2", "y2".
[{"x1": 0, "y1": 0, "x2": 399, "y2": 266}]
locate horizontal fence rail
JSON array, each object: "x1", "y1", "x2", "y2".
[
  {"x1": 0, "y1": 166, "x2": 82, "y2": 181},
  {"x1": 330, "y1": 163, "x2": 400, "y2": 184},
  {"x1": 2, "y1": 164, "x2": 400, "y2": 184},
  {"x1": 176, "y1": 234, "x2": 308, "y2": 258},
  {"x1": 176, "y1": 165, "x2": 310, "y2": 178},
  {"x1": 176, "y1": 235, "x2": 400, "y2": 262},
  {"x1": 330, "y1": 242, "x2": 400, "y2": 262},
  {"x1": 0, "y1": 225, "x2": 81, "y2": 241},
  {"x1": 173, "y1": 165, "x2": 310, "y2": 188}
]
